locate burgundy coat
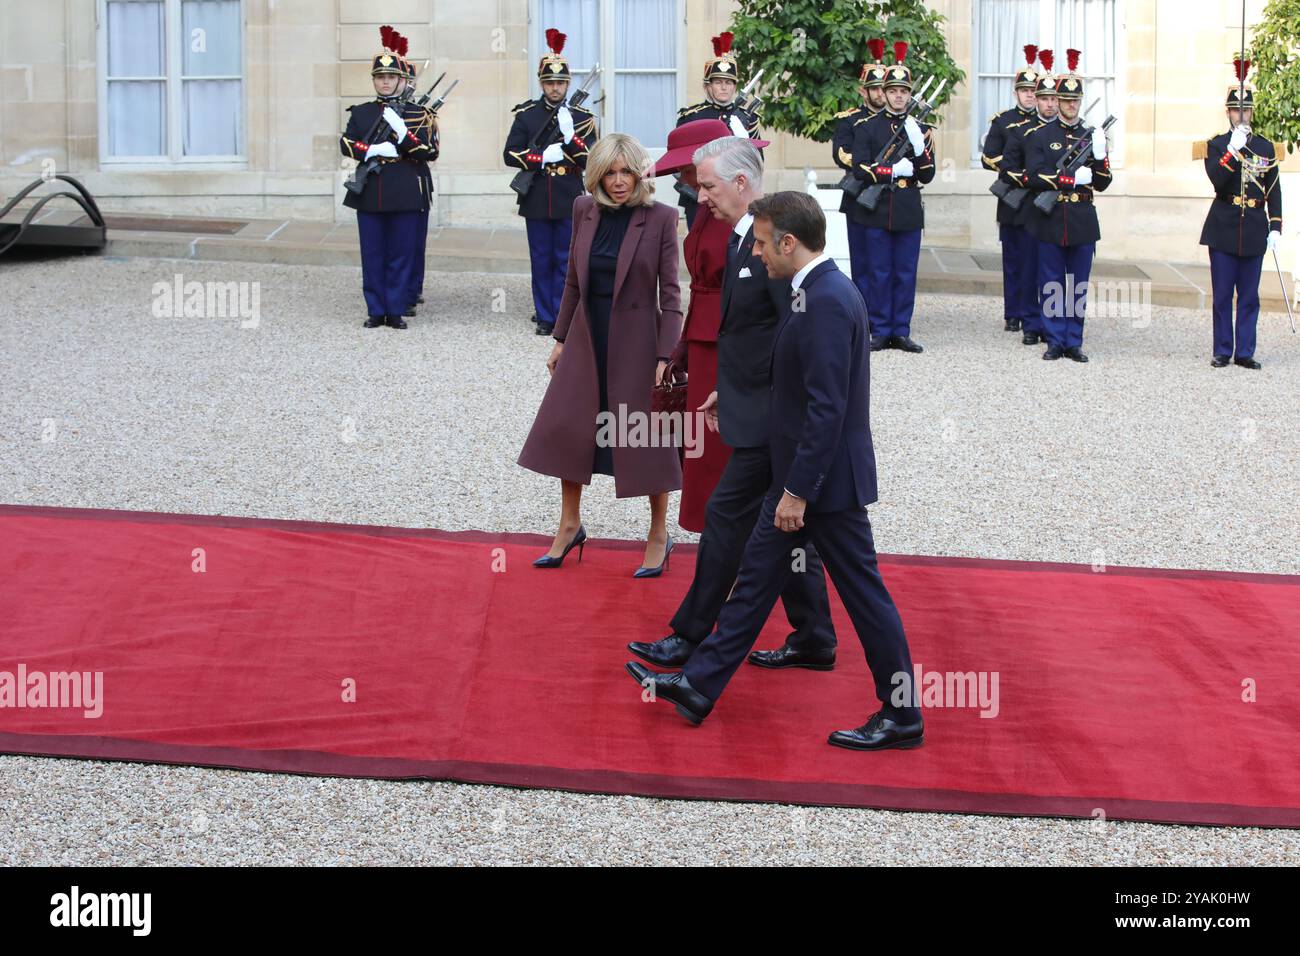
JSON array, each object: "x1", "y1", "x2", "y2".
[{"x1": 518, "y1": 195, "x2": 685, "y2": 498}]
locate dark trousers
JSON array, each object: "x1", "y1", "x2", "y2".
[
  {"x1": 1037, "y1": 240, "x2": 1095, "y2": 349},
  {"x1": 357, "y1": 209, "x2": 422, "y2": 318},
  {"x1": 1209, "y1": 248, "x2": 1263, "y2": 359},
  {"x1": 683, "y1": 198, "x2": 698, "y2": 230},
  {"x1": 408, "y1": 205, "x2": 429, "y2": 307},
  {"x1": 525, "y1": 217, "x2": 573, "y2": 329},
  {"x1": 864, "y1": 227, "x2": 922, "y2": 338},
  {"x1": 684, "y1": 493, "x2": 918, "y2": 722},
  {"x1": 846, "y1": 219, "x2": 872, "y2": 312},
  {"x1": 670, "y1": 445, "x2": 836, "y2": 653},
  {"x1": 1000, "y1": 223, "x2": 1039, "y2": 330}
]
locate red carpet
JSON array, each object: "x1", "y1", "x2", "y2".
[{"x1": 2, "y1": 504, "x2": 1298, "y2": 827}]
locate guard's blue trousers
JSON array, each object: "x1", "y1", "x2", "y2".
[
  {"x1": 1000, "y1": 224, "x2": 1040, "y2": 331},
  {"x1": 1037, "y1": 241, "x2": 1095, "y2": 350},
  {"x1": 1209, "y1": 248, "x2": 1263, "y2": 359},
  {"x1": 357, "y1": 210, "x2": 422, "y2": 319},
  {"x1": 526, "y1": 217, "x2": 573, "y2": 329},
  {"x1": 864, "y1": 227, "x2": 922, "y2": 338},
  {"x1": 846, "y1": 219, "x2": 871, "y2": 310}
]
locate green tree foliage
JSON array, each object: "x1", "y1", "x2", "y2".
[
  {"x1": 729, "y1": 0, "x2": 965, "y2": 143},
  {"x1": 1250, "y1": 0, "x2": 1300, "y2": 153}
]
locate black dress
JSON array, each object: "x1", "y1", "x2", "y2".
[{"x1": 587, "y1": 203, "x2": 634, "y2": 476}]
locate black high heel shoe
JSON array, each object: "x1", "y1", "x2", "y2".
[
  {"x1": 633, "y1": 537, "x2": 674, "y2": 579},
  {"x1": 533, "y1": 525, "x2": 586, "y2": 568}
]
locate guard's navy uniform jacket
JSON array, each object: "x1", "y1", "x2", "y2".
[
  {"x1": 847, "y1": 110, "x2": 936, "y2": 232},
  {"x1": 832, "y1": 105, "x2": 876, "y2": 214},
  {"x1": 675, "y1": 100, "x2": 761, "y2": 225},
  {"x1": 998, "y1": 113, "x2": 1054, "y2": 338},
  {"x1": 340, "y1": 98, "x2": 437, "y2": 213},
  {"x1": 1200, "y1": 129, "x2": 1283, "y2": 361},
  {"x1": 982, "y1": 105, "x2": 1037, "y2": 226},
  {"x1": 503, "y1": 98, "x2": 596, "y2": 220}
]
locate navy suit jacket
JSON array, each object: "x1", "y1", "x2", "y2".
[{"x1": 768, "y1": 258, "x2": 878, "y2": 512}]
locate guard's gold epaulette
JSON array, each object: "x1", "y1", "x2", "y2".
[
  {"x1": 989, "y1": 112, "x2": 1000, "y2": 125},
  {"x1": 569, "y1": 103, "x2": 594, "y2": 117},
  {"x1": 512, "y1": 99, "x2": 536, "y2": 114},
  {"x1": 835, "y1": 107, "x2": 858, "y2": 119},
  {"x1": 677, "y1": 103, "x2": 708, "y2": 117}
]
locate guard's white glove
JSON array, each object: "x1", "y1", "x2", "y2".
[
  {"x1": 1074, "y1": 165, "x2": 1093, "y2": 187},
  {"x1": 728, "y1": 114, "x2": 749, "y2": 138},
  {"x1": 557, "y1": 106, "x2": 575, "y2": 143},
  {"x1": 367, "y1": 141, "x2": 398, "y2": 159},
  {"x1": 903, "y1": 116, "x2": 926, "y2": 155},
  {"x1": 1229, "y1": 126, "x2": 1248, "y2": 153},
  {"x1": 382, "y1": 106, "x2": 408, "y2": 141},
  {"x1": 1092, "y1": 132, "x2": 1107, "y2": 161},
  {"x1": 892, "y1": 157, "x2": 915, "y2": 179},
  {"x1": 541, "y1": 142, "x2": 565, "y2": 165},
  {"x1": 1267, "y1": 231, "x2": 1280, "y2": 253}
]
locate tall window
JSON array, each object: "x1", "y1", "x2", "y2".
[
  {"x1": 99, "y1": 0, "x2": 245, "y2": 162},
  {"x1": 530, "y1": 0, "x2": 683, "y2": 153},
  {"x1": 971, "y1": 0, "x2": 1120, "y2": 165}
]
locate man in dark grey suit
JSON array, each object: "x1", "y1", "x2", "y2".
[
  {"x1": 628, "y1": 191, "x2": 923, "y2": 751},
  {"x1": 629, "y1": 136, "x2": 837, "y2": 671}
]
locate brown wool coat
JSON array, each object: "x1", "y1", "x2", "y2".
[{"x1": 518, "y1": 195, "x2": 685, "y2": 498}]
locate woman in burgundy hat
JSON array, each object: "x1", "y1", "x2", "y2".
[{"x1": 654, "y1": 120, "x2": 768, "y2": 533}]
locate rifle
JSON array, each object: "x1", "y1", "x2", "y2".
[
  {"x1": 856, "y1": 76, "x2": 946, "y2": 211},
  {"x1": 673, "y1": 175, "x2": 698, "y2": 204},
  {"x1": 838, "y1": 76, "x2": 934, "y2": 199},
  {"x1": 1032, "y1": 103, "x2": 1115, "y2": 215},
  {"x1": 510, "y1": 63, "x2": 601, "y2": 199},
  {"x1": 732, "y1": 68, "x2": 766, "y2": 114},
  {"x1": 425, "y1": 78, "x2": 459, "y2": 115}
]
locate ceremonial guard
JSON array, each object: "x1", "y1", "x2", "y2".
[
  {"x1": 1199, "y1": 57, "x2": 1283, "y2": 370},
  {"x1": 982, "y1": 45, "x2": 1040, "y2": 333},
  {"x1": 1020, "y1": 48, "x2": 1112, "y2": 362},
  {"x1": 504, "y1": 29, "x2": 598, "y2": 336},
  {"x1": 1000, "y1": 49, "x2": 1061, "y2": 346},
  {"x1": 340, "y1": 27, "x2": 438, "y2": 329},
  {"x1": 832, "y1": 38, "x2": 888, "y2": 307},
  {"x1": 849, "y1": 42, "x2": 936, "y2": 353},
  {"x1": 675, "y1": 32, "x2": 762, "y2": 227},
  {"x1": 402, "y1": 57, "x2": 437, "y2": 318}
]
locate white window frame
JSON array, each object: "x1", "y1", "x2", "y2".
[
  {"x1": 970, "y1": 0, "x2": 1124, "y2": 168},
  {"x1": 529, "y1": 0, "x2": 687, "y2": 157},
  {"x1": 97, "y1": 0, "x2": 247, "y2": 167}
]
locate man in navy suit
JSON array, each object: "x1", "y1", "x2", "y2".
[{"x1": 627, "y1": 190, "x2": 923, "y2": 751}]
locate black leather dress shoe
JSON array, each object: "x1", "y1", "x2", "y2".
[
  {"x1": 1065, "y1": 346, "x2": 1089, "y2": 363},
  {"x1": 1210, "y1": 355, "x2": 1231, "y2": 368},
  {"x1": 625, "y1": 661, "x2": 713, "y2": 724},
  {"x1": 386, "y1": 315, "x2": 408, "y2": 329},
  {"x1": 403, "y1": 306, "x2": 417, "y2": 318},
  {"x1": 627, "y1": 634, "x2": 696, "y2": 668},
  {"x1": 1004, "y1": 317, "x2": 1021, "y2": 332},
  {"x1": 747, "y1": 644, "x2": 836, "y2": 670},
  {"x1": 363, "y1": 316, "x2": 384, "y2": 328},
  {"x1": 869, "y1": 335, "x2": 888, "y2": 351},
  {"x1": 1234, "y1": 356, "x2": 1262, "y2": 370},
  {"x1": 416, "y1": 295, "x2": 425, "y2": 305},
  {"x1": 890, "y1": 336, "x2": 924, "y2": 353},
  {"x1": 1043, "y1": 345, "x2": 1064, "y2": 360},
  {"x1": 827, "y1": 711, "x2": 924, "y2": 751},
  {"x1": 535, "y1": 322, "x2": 555, "y2": 336},
  {"x1": 1022, "y1": 331, "x2": 1041, "y2": 345}
]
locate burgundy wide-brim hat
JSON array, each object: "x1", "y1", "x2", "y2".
[{"x1": 653, "y1": 119, "x2": 770, "y2": 176}]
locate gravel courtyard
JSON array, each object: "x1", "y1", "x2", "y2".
[{"x1": 1, "y1": 253, "x2": 1297, "y2": 865}]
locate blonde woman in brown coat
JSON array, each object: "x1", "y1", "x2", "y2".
[{"x1": 518, "y1": 133, "x2": 684, "y2": 577}]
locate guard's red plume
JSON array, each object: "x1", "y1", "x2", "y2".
[
  {"x1": 893, "y1": 40, "x2": 909, "y2": 64},
  {"x1": 379, "y1": 25, "x2": 396, "y2": 51},
  {"x1": 718, "y1": 31, "x2": 734, "y2": 54},
  {"x1": 867, "y1": 38, "x2": 886, "y2": 62},
  {"x1": 393, "y1": 31, "x2": 409, "y2": 57},
  {"x1": 1024, "y1": 44, "x2": 1038, "y2": 66},
  {"x1": 1066, "y1": 48, "x2": 1081, "y2": 72},
  {"x1": 552, "y1": 31, "x2": 566, "y2": 54},
  {"x1": 545, "y1": 27, "x2": 558, "y2": 52},
  {"x1": 1038, "y1": 49, "x2": 1054, "y2": 73},
  {"x1": 1233, "y1": 57, "x2": 1251, "y2": 81}
]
